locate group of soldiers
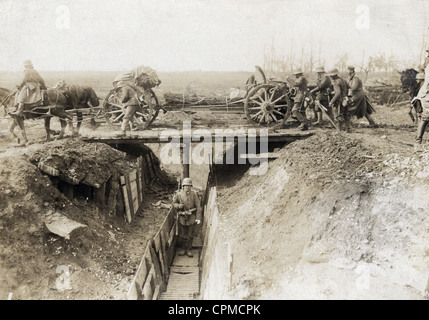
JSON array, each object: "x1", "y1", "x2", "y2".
[{"x1": 285, "y1": 65, "x2": 375, "y2": 132}]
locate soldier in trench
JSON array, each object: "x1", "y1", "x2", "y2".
[{"x1": 172, "y1": 178, "x2": 202, "y2": 257}]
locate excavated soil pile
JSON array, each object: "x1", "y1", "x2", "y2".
[
  {"x1": 0, "y1": 138, "x2": 174, "y2": 300},
  {"x1": 216, "y1": 130, "x2": 429, "y2": 299}
]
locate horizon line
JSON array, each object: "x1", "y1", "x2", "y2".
[{"x1": 0, "y1": 69, "x2": 256, "y2": 73}]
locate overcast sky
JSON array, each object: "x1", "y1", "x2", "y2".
[{"x1": 0, "y1": 0, "x2": 428, "y2": 72}]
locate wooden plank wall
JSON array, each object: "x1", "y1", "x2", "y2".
[
  {"x1": 126, "y1": 205, "x2": 177, "y2": 300},
  {"x1": 120, "y1": 154, "x2": 156, "y2": 223}
]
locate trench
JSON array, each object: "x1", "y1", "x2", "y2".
[{"x1": 125, "y1": 139, "x2": 291, "y2": 300}]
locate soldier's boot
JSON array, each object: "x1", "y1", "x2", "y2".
[
  {"x1": 297, "y1": 123, "x2": 308, "y2": 131},
  {"x1": 345, "y1": 117, "x2": 352, "y2": 133},
  {"x1": 366, "y1": 114, "x2": 376, "y2": 127},
  {"x1": 10, "y1": 103, "x2": 24, "y2": 116},
  {"x1": 186, "y1": 240, "x2": 193, "y2": 257},
  {"x1": 415, "y1": 120, "x2": 427, "y2": 144},
  {"x1": 338, "y1": 121, "x2": 344, "y2": 132},
  {"x1": 314, "y1": 111, "x2": 323, "y2": 125},
  {"x1": 177, "y1": 238, "x2": 186, "y2": 256},
  {"x1": 293, "y1": 110, "x2": 309, "y2": 131},
  {"x1": 114, "y1": 120, "x2": 128, "y2": 137}
]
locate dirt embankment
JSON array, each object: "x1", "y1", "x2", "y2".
[
  {"x1": 216, "y1": 128, "x2": 429, "y2": 299},
  {"x1": 0, "y1": 138, "x2": 174, "y2": 300}
]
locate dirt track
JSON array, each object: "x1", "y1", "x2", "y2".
[{"x1": 0, "y1": 102, "x2": 428, "y2": 299}]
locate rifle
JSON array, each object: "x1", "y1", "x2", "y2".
[
  {"x1": 180, "y1": 208, "x2": 197, "y2": 217},
  {"x1": 315, "y1": 97, "x2": 340, "y2": 132}
]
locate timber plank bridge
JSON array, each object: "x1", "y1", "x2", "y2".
[{"x1": 80, "y1": 127, "x2": 314, "y2": 144}]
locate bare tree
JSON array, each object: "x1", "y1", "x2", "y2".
[{"x1": 335, "y1": 53, "x2": 349, "y2": 74}]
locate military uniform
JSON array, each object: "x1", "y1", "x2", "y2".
[
  {"x1": 311, "y1": 67, "x2": 333, "y2": 124},
  {"x1": 346, "y1": 66, "x2": 375, "y2": 127},
  {"x1": 328, "y1": 68, "x2": 349, "y2": 131},
  {"x1": 290, "y1": 69, "x2": 309, "y2": 130},
  {"x1": 114, "y1": 83, "x2": 141, "y2": 136},
  {"x1": 172, "y1": 179, "x2": 202, "y2": 256},
  {"x1": 415, "y1": 71, "x2": 429, "y2": 143},
  {"x1": 10, "y1": 60, "x2": 47, "y2": 115}
]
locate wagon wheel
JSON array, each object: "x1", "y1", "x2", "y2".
[
  {"x1": 102, "y1": 87, "x2": 159, "y2": 130},
  {"x1": 244, "y1": 83, "x2": 292, "y2": 127}
]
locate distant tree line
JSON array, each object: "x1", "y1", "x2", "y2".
[{"x1": 262, "y1": 41, "x2": 410, "y2": 83}]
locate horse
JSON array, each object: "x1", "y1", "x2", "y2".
[
  {"x1": 0, "y1": 87, "x2": 72, "y2": 144},
  {"x1": 398, "y1": 68, "x2": 419, "y2": 96},
  {"x1": 398, "y1": 68, "x2": 422, "y2": 123},
  {"x1": 54, "y1": 81, "x2": 100, "y2": 135}
]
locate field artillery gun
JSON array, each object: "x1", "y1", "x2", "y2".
[{"x1": 243, "y1": 66, "x2": 299, "y2": 127}]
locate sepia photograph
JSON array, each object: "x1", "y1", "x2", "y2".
[{"x1": 0, "y1": 0, "x2": 428, "y2": 303}]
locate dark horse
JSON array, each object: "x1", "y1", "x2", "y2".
[
  {"x1": 54, "y1": 81, "x2": 100, "y2": 135},
  {"x1": 398, "y1": 68, "x2": 422, "y2": 123},
  {"x1": 0, "y1": 87, "x2": 72, "y2": 144}
]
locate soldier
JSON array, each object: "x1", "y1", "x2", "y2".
[
  {"x1": 310, "y1": 66, "x2": 333, "y2": 125},
  {"x1": 414, "y1": 71, "x2": 429, "y2": 144},
  {"x1": 327, "y1": 68, "x2": 350, "y2": 132},
  {"x1": 287, "y1": 68, "x2": 309, "y2": 131},
  {"x1": 9, "y1": 60, "x2": 47, "y2": 116},
  {"x1": 114, "y1": 81, "x2": 141, "y2": 137},
  {"x1": 346, "y1": 65, "x2": 376, "y2": 127},
  {"x1": 172, "y1": 178, "x2": 202, "y2": 257}
]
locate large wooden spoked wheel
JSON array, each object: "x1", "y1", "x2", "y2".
[
  {"x1": 102, "y1": 86, "x2": 159, "y2": 130},
  {"x1": 244, "y1": 84, "x2": 292, "y2": 127}
]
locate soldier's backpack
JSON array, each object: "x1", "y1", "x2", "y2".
[{"x1": 132, "y1": 65, "x2": 161, "y2": 89}]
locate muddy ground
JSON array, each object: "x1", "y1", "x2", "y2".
[{"x1": 0, "y1": 101, "x2": 428, "y2": 299}]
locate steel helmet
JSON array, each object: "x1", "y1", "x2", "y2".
[
  {"x1": 182, "y1": 178, "x2": 193, "y2": 187},
  {"x1": 116, "y1": 81, "x2": 126, "y2": 87},
  {"x1": 347, "y1": 65, "x2": 355, "y2": 71},
  {"x1": 315, "y1": 66, "x2": 325, "y2": 73},
  {"x1": 24, "y1": 60, "x2": 33, "y2": 68},
  {"x1": 293, "y1": 68, "x2": 303, "y2": 75},
  {"x1": 416, "y1": 73, "x2": 425, "y2": 80},
  {"x1": 327, "y1": 68, "x2": 339, "y2": 76}
]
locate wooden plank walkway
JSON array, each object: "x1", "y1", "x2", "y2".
[
  {"x1": 158, "y1": 250, "x2": 201, "y2": 300},
  {"x1": 81, "y1": 128, "x2": 314, "y2": 144},
  {"x1": 159, "y1": 226, "x2": 203, "y2": 300}
]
